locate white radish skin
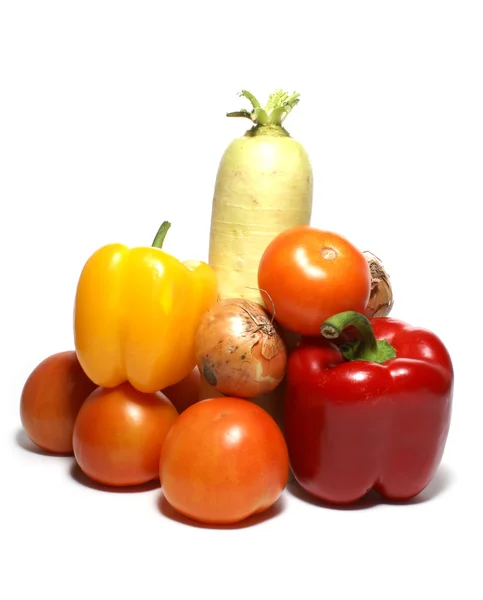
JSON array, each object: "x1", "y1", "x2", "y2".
[
  {"x1": 209, "y1": 90, "x2": 313, "y2": 304},
  {"x1": 210, "y1": 134, "x2": 312, "y2": 304}
]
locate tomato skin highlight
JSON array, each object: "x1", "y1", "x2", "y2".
[
  {"x1": 20, "y1": 351, "x2": 98, "y2": 454},
  {"x1": 73, "y1": 382, "x2": 178, "y2": 487},
  {"x1": 258, "y1": 226, "x2": 371, "y2": 336},
  {"x1": 160, "y1": 396, "x2": 289, "y2": 525}
]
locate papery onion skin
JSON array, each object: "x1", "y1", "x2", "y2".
[
  {"x1": 364, "y1": 251, "x2": 394, "y2": 318},
  {"x1": 194, "y1": 298, "x2": 287, "y2": 399}
]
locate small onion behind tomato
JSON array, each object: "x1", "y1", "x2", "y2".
[
  {"x1": 194, "y1": 299, "x2": 287, "y2": 399},
  {"x1": 363, "y1": 251, "x2": 394, "y2": 318}
]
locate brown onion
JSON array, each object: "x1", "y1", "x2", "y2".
[
  {"x1": 194, "y1": 298, "x2": 287, "y2": 399},
  {"x1": 364, "y1": 251, "x2": 394, "y2": 318}
]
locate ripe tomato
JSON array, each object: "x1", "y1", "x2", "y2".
[
  {"x1": 159, "y1": 396, "x2": 289, "y2": 525},
  {"x1": 162, "y1": 367, "x2": 201, "y2": 413},
  {"x1": 20, "y1": 351, "x2": 97, "y2": 454},
  {"x1": 258, "y1": 226, "x2": 371, "y2": 336},
  {"x1": 73, "y1": 382, "x2": 178, "y2": 487}
]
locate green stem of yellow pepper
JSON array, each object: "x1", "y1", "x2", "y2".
[{"x1": 152, "y1": 221, "x2": 172, "y2": 249}]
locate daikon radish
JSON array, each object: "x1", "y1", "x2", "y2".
[{"x1": 209, "y1": 89, "x2": 313, "y2": 304}]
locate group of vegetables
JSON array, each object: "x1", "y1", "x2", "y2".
[{"x1": 19, "y1": 90, "x2": 454, "y2": 525}]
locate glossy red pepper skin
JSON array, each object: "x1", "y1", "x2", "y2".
[{"x1": 284, "y1": 317, "x2": 453, "y2": 504}]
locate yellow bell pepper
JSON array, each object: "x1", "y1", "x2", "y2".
[{"x1": 74, "y1": 222, "x2": 218, "y2": 393}]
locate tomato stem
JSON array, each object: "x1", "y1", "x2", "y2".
[{"x1": 321, "y1": 311, "x2": 396, "y2": 364}]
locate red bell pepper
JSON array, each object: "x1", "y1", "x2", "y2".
[{"x1": 284, "y1": 311, "x2": 453, "y2": 505}]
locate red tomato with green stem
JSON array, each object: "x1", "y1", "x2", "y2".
[
  {"x1": 73, "y1": 382, "x2": 178, "y2": 487},
  {"x1": 160, "y1": 396, "x2": 289, "y2": 525},
  {"x1": 258, "y1": 226, "x2": 371, "y2": 336}
]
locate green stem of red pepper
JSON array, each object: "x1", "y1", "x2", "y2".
[
  {"x1": 152, "y1": 221, "x2": 172, "y2": 249},
  {"x1": 321, "y1": 311, "x2": 396, "y2": 364}
]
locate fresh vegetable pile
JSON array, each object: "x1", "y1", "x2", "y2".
[{"x1": 19, "y1": 90, "x2": 454, "y2": 525}]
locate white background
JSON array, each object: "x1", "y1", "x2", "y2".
[{"x1": 1, "y1": 1, "x2": 482, "y2": 599}]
